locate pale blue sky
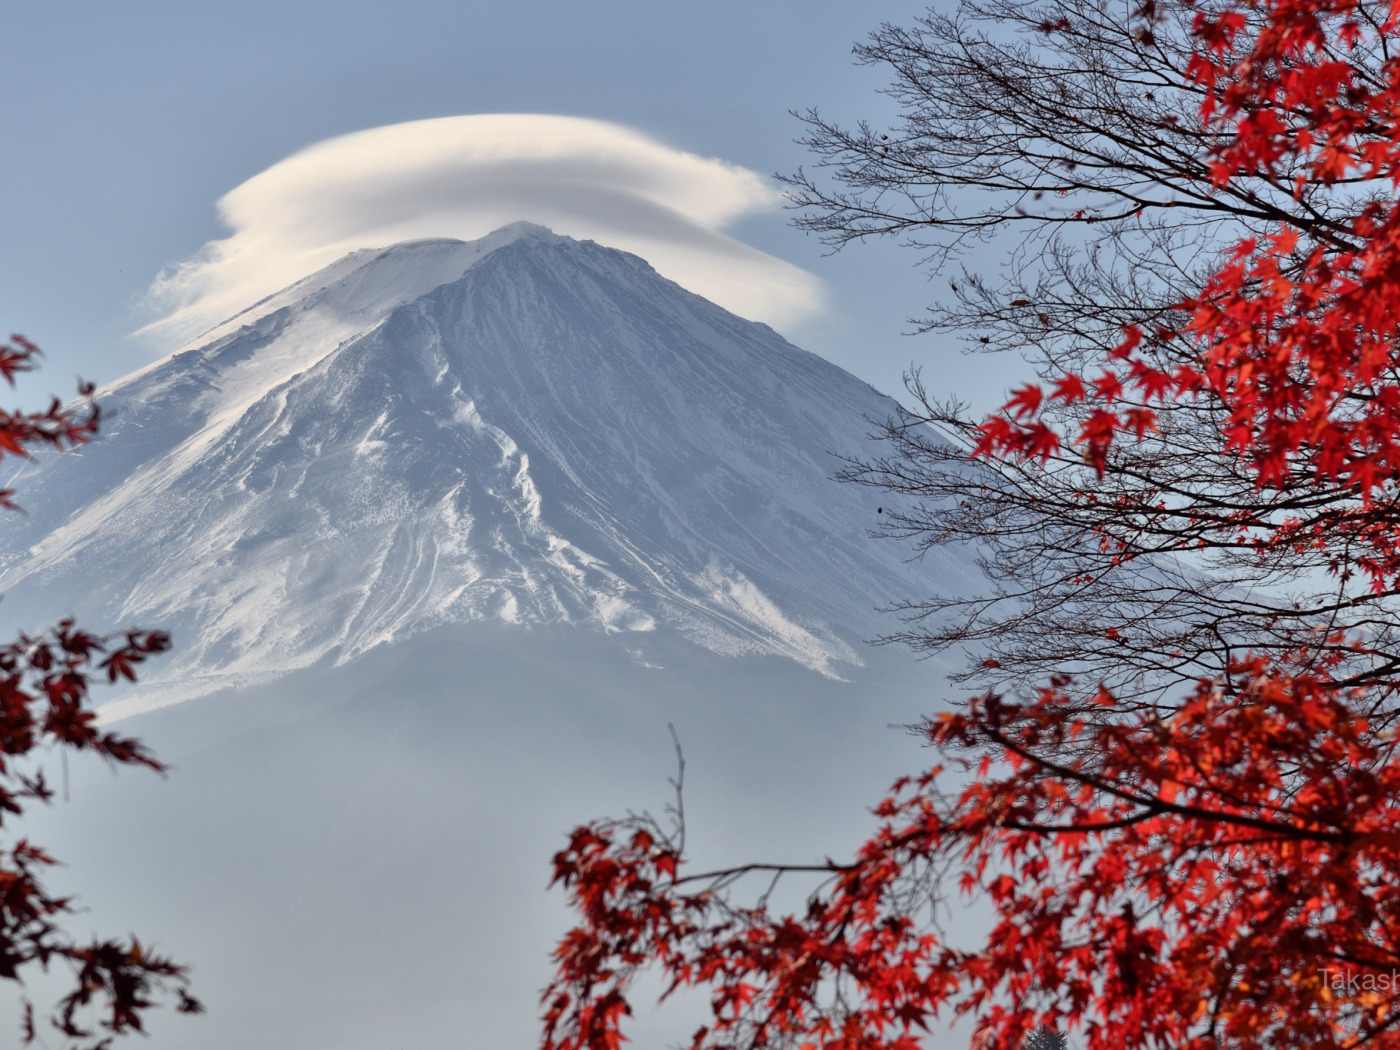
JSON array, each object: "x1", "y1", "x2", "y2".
[{"x1": 1, "y1": 0, "x2": 1012, "y2": 409}]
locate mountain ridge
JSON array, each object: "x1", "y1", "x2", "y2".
[{"x1": 0, "y1": 225, "x2": 971, "y2": 713}]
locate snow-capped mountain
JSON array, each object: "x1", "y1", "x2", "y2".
[
  {"x1": 0, "y1": 224, "x2": 979, "y2": 1050},
  {"x1": 0, "y1": 223, "x2": 964, "y2": 709}
]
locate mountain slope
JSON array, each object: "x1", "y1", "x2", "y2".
[
  {"x1": 0, "y1": 224, "x2": 970, "y2": 708},
  {"x1": 0, "y1": 226, "x2": 985, "y2": 1050}
]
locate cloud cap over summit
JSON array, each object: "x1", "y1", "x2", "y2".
[{"x1": 141, "y1": 115, "x2": 825, "y2": 347}]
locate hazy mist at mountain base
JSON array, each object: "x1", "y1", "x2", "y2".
[{"x1": 6, "y1": 623, "x2": 956, "y2": 1050}]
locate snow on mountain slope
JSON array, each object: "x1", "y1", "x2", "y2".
[{"x1": 0, "y1": 224, "x2": 971, "y2": 710}]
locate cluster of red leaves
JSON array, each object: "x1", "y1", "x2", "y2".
[
  {"x1": 544, "y1": 657, "x2": 1400, "y2": 1050},
  {"x1": 0, "y1": 336, "x2": 198, "y2": 1048},
  {"x1": 539, "y1": 3, "x2": 1400, "y2": 1050},
  {"x1": 973, "y1": 0, "x2": 1400, "y2": 591},
  {"x1": 0, "y1": 335, "x2": 101, "y2": 514},
  {"x1": 0, "y1": 623, "x2": 201, "y2": 1048},
  {"x1": 978, "y1": 2, "x2": 1400, "y2": 488},
  {"x1": 1182, "y1": 0, "x2": 1400, "y2": 501}
]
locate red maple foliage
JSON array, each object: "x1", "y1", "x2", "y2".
[
  {"x1": 541, "y1": 3, "x2": 1400, "y2": 1049},
  {"x1": 0, "y1": 335, "x2": 199, "y2": 1048},
  {"x1": 546, "y1": 655, "x2": 1400, "y2": 1050},
  {"x1": 977, "y1": 0, "x2": 1400, "y2": 590}
]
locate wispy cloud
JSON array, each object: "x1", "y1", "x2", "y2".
[{"x1": 141, "y1": 114, "x2": 824, "y2": 347}]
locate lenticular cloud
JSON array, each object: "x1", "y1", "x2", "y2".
[{"x1": 141, "y1": 114, "x2": 824, "y2": 347}]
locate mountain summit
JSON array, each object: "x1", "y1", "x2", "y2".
[
  {"x1": 0, "y1": 225, "x2": 959, "y2": 708},
  {"x1": 0, "y1": 226, "x2": 964, "y2": 1050}
]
